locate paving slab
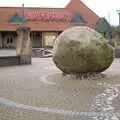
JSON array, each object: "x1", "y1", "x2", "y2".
[{"x1": 0, "y1": 58, "x2": 119, "y2": 120}]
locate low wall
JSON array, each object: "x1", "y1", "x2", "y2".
[
  {"x1": 0, "y1": 56, "x2": 20, "y2": 66},
  {"x1": 0, "y1": 55, "x2": 31, "y2": 66},
  {"x1": 19, "y1": 55, "x2": 32, "y2": 65}
]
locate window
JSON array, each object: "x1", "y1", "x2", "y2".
[
  {"x1": 44, "y1": 32, "x2": 57, "y2": 47},
  {"x1": 6, "y1": 36, "x2": 13, "y2": 44},
  {"x1": 8, "y1": 13, "x2": 24, "y2": 23},
  {"x1": 72, "y1": 13, "x2": 85, "y2": 24},
  {"x1": 30, "y1": 32, "x2": 42, "y2": 48}
]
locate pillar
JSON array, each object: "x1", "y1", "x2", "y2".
[
  {"x1": 16, "y1": 26, "x2": 32, "y2": 64},
  {"x1": 0, "y1": 33, "x2": 2, "y2": 48},
  {"x1": 117, "y1": 10, "x2": 120, "y2": 25},
  {"x1": 119, "y1": 13, "x2": 120, "y2": 25}
]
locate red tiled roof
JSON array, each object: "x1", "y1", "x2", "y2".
[
  {"x1": 0, "y1": 0, "x2": 99, "y2": 31},
  {"x1": 0, "y1": 21, "x2": 87, "y2": 31},
  {"x1": 66, "y1": 0, "x2": 99, "y2": 28}
]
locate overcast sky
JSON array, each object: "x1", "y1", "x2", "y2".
[{"x1": 0, "y1": 0, "x2": 120, "y2": 26}]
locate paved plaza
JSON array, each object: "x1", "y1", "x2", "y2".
[{"x1": 0, "y1": 58, "x2": 120, "y2": 120}]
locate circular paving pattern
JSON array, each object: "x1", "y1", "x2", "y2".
[{"x1": 0, "y1": 58, "x2": 120, "y2": 120}]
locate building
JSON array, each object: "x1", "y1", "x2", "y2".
[{"x1": 0, "y1": 0, "x2": 100, "y2": 49}]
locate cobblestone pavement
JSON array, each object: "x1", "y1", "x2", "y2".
[{"x1": 0, "y1": 58, "x2": 120, "y2": 120}]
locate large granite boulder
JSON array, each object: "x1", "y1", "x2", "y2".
[{"x1": 53, "y1": 26, "x2": 114, "y2": 74}]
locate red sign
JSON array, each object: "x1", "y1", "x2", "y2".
[{"x1": 26, "y1": 12, "x2": 73, "y2": 21}]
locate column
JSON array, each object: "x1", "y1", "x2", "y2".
[
  {"x1": 16, "y1": 26, "x2": 32, "y2": 64},
  {"x1": 0, "y1": 33, "x2": 2, "y2": 48},
  {"x1": 117, "y1": 10, "x2": 120, "y2": 25}
]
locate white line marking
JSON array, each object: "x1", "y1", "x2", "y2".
[{"x1": 0, "y1": 97, "x2": 120, "y2": 117}]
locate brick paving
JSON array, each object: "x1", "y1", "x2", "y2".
[{"x1": 0, "y1": 58, "x2": 119, "y2": 120}]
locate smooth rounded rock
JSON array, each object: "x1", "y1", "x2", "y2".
[{"x1": 53, "y1": 26, "x2": 114, "y2": 74}]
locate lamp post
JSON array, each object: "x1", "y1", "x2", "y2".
[
  {"x1": 22, "y1": 3, "x2": 26, "y2": 24},
  {"x1": 15, "y1": 3, "x2": 32, "y2": 65},
  {"x1": 117, "y1": 10, "x2": 120, "y2": 25}
]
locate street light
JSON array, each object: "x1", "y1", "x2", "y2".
[{"x1": 117, "y1": 10, "x2": 120, "y2": 25}]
